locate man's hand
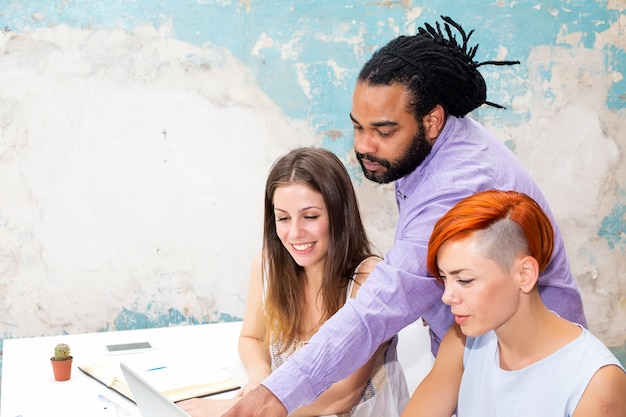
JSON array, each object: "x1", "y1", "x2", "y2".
[
  {"x1": 178, "y1": 397, "x2": 237, "y2": 417},
  {"x1": 222, "y1": 385, "x2": 287, "y2": 417}
]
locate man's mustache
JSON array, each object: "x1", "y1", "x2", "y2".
[{"x1": 355, "y1": 152, "x2": 391, "y2": 168}]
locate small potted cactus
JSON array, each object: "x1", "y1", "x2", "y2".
[{"x1": 50, "y1": 342, "x2": 73, "y2": 381}]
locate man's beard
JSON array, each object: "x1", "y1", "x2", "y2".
[{"x1": 355, "y1": 123, "x2": 432, "y2": 184}]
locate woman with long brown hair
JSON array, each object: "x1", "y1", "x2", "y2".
[{"x1": 180, "y1": 147, "x2": 408, "y2": 417}]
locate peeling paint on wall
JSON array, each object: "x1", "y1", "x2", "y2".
[
  {"x1": 0, "y1": 1, "x2": 624, "y2": 372},
  {"x1": 110, "y1": 306, "x2": 241, "y2": 331},
  {"x1": 599, "y1": 201, "x2": 626, "y2": 251},
  {"x1": 0, "y1": 23, "x2": 314, "y2": 340}
]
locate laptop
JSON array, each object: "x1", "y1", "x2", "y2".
[{"x1": 120, "y1": 362, "x2": 190, "y2": 417}]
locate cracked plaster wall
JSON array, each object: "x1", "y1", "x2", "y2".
[{"x1": 0, "y1": 1, "x2": 624, "y2": 366}]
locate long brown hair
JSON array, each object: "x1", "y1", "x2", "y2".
[{"x1": 263, "y1": 147, "x2": 375, "y2": 352}]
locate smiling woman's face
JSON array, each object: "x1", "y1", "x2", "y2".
[{"x1": 272, "y1": 183, "x2": 330, "y2": 272}]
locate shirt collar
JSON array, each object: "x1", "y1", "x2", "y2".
[{"x1": 395, "y1": 116, "x2": 458, "y2": 201}]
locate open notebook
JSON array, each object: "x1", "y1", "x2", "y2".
[{"x1": 79, "y1": 355, "x2": 240, "y2": 402}]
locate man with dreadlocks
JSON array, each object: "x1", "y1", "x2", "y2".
[{"x1": 222, "y1": 16, "x2": 586, "y2": 417}]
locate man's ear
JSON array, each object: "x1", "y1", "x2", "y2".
[
  {"x1": 518, "y1": 256, "x2": 540, "y2": 294},
  {"x1": 422, "y1": 105, "x2": 445, "y2": 143}
]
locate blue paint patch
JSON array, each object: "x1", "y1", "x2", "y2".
[
  {"x1": 605, "y1": 45, "x2": 626, "y2": 111},
  {"x1": 215, "y1": 312, "x2": 242, "y2": 323},
  {"x1": 598, "y1": 202, "x2": 626, "y2": 251},
  {"x1": 5, "y1": 0, "x2": 621, "y2": 159},
  {"x1": 108, "y1": 306, "x2": 242, "y2": 331},
  {"x1": 503, "y1": 139, "x2": 517, "y2": 154},
  {"x1": 577, "y1": 248, "x2": 597, "y2": 266}
]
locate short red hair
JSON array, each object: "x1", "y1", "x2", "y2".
[{"x1": 427, "y1": 190, "x2": 554, "y2": 281}]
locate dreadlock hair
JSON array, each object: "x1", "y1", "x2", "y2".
[{"x1": 358, "y1": 16, "x2": 520, "y2": 119}]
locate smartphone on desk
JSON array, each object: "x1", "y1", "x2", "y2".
[{"x1": 105, "y1": 341, "x2": 153, "y2": 355}]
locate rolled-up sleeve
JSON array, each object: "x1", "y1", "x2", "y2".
[
  {"x1": 263, "y1": 205, "x2": 444, "y2": 412},
  {"x1": 262, "y1": 115, "x2": 586, "y2": 412}
]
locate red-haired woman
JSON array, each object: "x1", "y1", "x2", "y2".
[{"x1": 402, "y1": 190, "x2": 626, "y2": 417}]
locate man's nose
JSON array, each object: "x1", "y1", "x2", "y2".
[{"x1": 354, "y1": 129, "x2": 376, "y2": 155}]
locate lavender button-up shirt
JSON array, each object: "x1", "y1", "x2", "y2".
[{"x1": 263, "y1": 116, "x2": 586, "y2": 413}]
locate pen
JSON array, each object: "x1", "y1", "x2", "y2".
[
  {"x1": 145, "y1": 366, "x2": 167, "y2": 372},
  {"x1": 99, "y1": 393, "x2": 113, "y2": 406},
  {"x1": 98, "y1": 393, "x2": 126, "y2": 409}
]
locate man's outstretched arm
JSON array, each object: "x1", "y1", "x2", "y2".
[{"x1": 222, "y1": 385, "x2": 287, "y2": 417}]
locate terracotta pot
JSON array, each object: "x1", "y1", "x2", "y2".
[{"x1": 50, "y1": 356, "x2": 73, "y2": 381}]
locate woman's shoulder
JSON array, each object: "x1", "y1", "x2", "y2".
[
  {"x1": 352, "y1": 256, "x2": 382, "y2": 286},
  {"x1": 574, "y1": 358, "x2": 626, "y2": 415}
]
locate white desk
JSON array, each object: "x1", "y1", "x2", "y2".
[
  {"x1": 1, "y1": 321, "x2": 247, "y2": 417},
  {"x1": 1, "y1": 319, "x2": 434, "y2": 417}
]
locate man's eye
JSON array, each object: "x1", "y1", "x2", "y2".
[{"x1": 378, "y1": 130, "x2": 392, "y2": 138}]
